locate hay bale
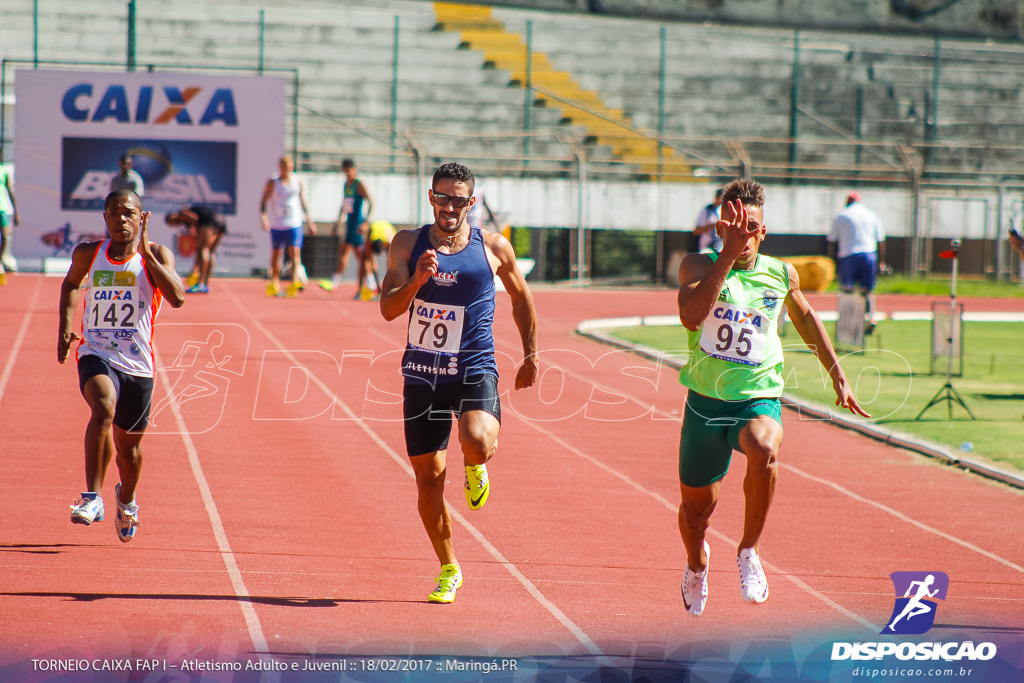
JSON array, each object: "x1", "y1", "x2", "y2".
[{"x1": 781, "y1": 256, "x2": 835, "y2": 292}]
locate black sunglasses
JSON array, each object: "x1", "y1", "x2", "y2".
[{"x1": 431, "y1": 191, "x2": 472, "y2": 210}]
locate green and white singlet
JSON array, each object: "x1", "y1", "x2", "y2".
[{"x1": 678, "y1": 253, "x2": 790, "y2": 401}]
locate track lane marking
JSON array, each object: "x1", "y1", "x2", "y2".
[
  {"x1": 539, "y1": 335, "x2": 1024, "y2": 576},
  {"x1": 781, "y1": 463, "x2": 1024, "y2": 576},
  {"x1": 154, "y1": 348, "x2": 270, "y2": 654},
  {"x1": 0, "y1": 278, "x2": 41, "y2": 406},
  {"x1": 329, "y1": 297, "x2": 882, "y2": 630},
  {"x1": 226, "y1": 286, "x2": 606, "y2": 658}
]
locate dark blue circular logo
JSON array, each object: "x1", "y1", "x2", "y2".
[{"x1": 763, "y1": 289, "x2": 779, "y2": 310}]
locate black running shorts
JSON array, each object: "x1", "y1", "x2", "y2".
[
  {"x1": 402, "y1": 373, "x2": 501, "y2": 457},
  {"x1": 77, "y1": 354, "x2": 154, "y2": 432}
]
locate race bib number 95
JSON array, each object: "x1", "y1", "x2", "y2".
[
  {"x1": 699, "y1": 303, "x2": 768, "y2": 366},
  {"x1": 408, "y1": 299, "x2": 465, "y2": 354}
]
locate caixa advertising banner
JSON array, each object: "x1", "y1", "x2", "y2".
[{"x1": 13, "y1": 69, "x2": 285, "y2": 275}]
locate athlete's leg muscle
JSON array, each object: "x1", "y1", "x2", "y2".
[
  {"x1": 678, "y1": 480, "x2": 720, "y2": 571},
  {"x1": 737, "y1": 415, "x2": 782, "y2": 552},
  {"x1": 457, "y1": 410, "x2": 499, "y2": 467},
  {"x1": 82, "y1": 374, "x2": 117, "y2": 492},
  {"x1": 410, "y1": 450, "x2": 456, "y2": 566},
  {"x1": 113, "y1": 427, "x2": 144, "y2": 504}
]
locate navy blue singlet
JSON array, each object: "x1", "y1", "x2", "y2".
[{"x1": 402, "y1": 225, "x2": 497, "y2": 385}]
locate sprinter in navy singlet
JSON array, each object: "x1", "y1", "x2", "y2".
[
  {"x1": 401, "y1": 224, "x2": 497, "y2": 383},
  {"x1": 380, "y1": 162, "x2": 538, "y2": 604}
]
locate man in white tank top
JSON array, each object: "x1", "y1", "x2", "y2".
[
  {"x1": 58, "y1": 189, "x2": 186, "y2": 542},
  {"x1": 260, "y1": 155, "x2": 317, "y2": 297}
]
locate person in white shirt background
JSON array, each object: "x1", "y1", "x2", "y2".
[
  {"x1": 828, "y1": 192, "x2": 886, "y2": 334},
  {"x1": 693, "y1": 188, "x2": 724, "y2": 254}
]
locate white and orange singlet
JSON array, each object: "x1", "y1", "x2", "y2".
[{"x1": 77, "y1": 240, "x2": 163, "y2": 377}]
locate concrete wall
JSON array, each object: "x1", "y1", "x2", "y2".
[
  {"x1": 302, "y1": 171, "x2": 1013, "y2": 239},
  {"x1": 298, "y1": 171, "x2": 1019, "y2": 278}
]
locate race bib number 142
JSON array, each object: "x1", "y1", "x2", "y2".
[
  {"x1": 699, "y1": 303, "x2": 768, "y2": 366},
  {"x1": 85, "y1": 286, "x2": 141, "y2": 332}
]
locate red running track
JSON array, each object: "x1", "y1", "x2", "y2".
[{"x1": 1, "y1": 274, "x2": 1022, "y2": 674}]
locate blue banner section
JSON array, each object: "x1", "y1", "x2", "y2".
[
  {"x1": 60, "y1": 137, "x2": 237, "y2": 215},
  {"x1": 883, "y1": 597, "x2": 938, "y2": 635},
  {"x1": 3, "y1": 639, "x2": 1022, "y2": 683}
]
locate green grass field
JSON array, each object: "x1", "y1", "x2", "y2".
[
  {"x1": 831, "y1": 274, "x2": 1024, "y2": 298},
  {"x1": 609, "y1": 319, "x2": 1024, "y2": 474}
]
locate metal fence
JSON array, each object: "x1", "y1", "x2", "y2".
[{"x1": 4, "y1": 0, "x2": 1024, "y2": 283}]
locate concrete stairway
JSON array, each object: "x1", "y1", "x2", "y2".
[{"x1": 434, "y1": 1, "x2": 693, "y2": 181}]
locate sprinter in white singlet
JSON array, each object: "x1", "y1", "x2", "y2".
[
  {"x1": 58, "y1": 189, "x2": 185, "y2": 542},
  {"x1": 259, "y1": 155, "x2": 317, "y2": 297}
]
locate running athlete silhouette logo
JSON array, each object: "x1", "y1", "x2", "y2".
[
  {"x1": 41, "y1": 223, "x2": 107, "y2": 256},
  {"x1": 148, "y1": 324, "x2": 249, "y2": 434},
  {"x1": 881, "y1": 571, "x2": 949, "y2": 634}
]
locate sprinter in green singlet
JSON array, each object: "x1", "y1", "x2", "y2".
[{"x1": 675, "y1": 179, "x2": 870, "y2": 617}]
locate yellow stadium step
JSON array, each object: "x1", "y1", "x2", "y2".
[
  {"x1": 434, "y1": 2, "x2": 504, "y2": 30},
  {"x1": 433, "y1": 1, "x2": 693, "y2": 180}
]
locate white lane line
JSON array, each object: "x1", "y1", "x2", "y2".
[
  {"x1": 517, "y1": 414, "x2": 881, "y2": 632},
  {"x1": 512, "y1": 331, "x2": 1024, "y2": 593},
  {"x1": 358, "y1": 305, "x2": 877, "y2": 632},
  {"x1": 350, "y1": 305, "x2": 880, "y2": 632},
  {"x1": 549, "y1": 337, "x2": 1024, "y2": 573},
  {"x1": 225, "y1": 288, "x2": 606, "y2": 658},
  {"x1": 155, "y1": 350, "x2": 270, "y2": 654},
  {"x1": 781, "y1": 463, "x2": 1024, "y2": 576},
  {"x1": 0, "y1": 279, "x2": 41, "y2": 405}
]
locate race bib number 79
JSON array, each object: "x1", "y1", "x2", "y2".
[
  {"x1": 699, "y1": 303, "x2": 768, "y2": 366},
  {"x1": 408, "y1": 299, "x2": 465, "y2": 354}
]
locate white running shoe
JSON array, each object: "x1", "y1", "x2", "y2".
[
  {"x1": 681, "y1": 541, "x2": 710, "y2": 616},
  {"x1": 70, "y1": 493, "x2": 104, "y2": 525},
  {"x1": 737, "y1": 547, "x2": 769, "y2": 604},
  {"x1": 113, "y1": 483, "x2": 140, "y2": 543}
]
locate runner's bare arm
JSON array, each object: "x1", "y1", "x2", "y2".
[
  {"x1": 57, "y1": 242, "x2": 98, "y2": 363},
  {"x1": 676, "y1": 253, "x2": 720, "y2": 331},
  {"x1": 783, "y1": 262, "x2": 870, "y2": 417},
  {"x1": 259, "y1": 180, "x2": 274, "y2": 231},
  {"x1": 138, "y1": 212, "x2": 186, "y2": 308},
  {"x1": 1009, "y1": 229, "x2": 1024, "y2": 259},
  {"x1": 179, "y1": 209, "x2": 199, "y2": 236},
  {"x1": 4, "y1": 174, "x2": 18, "y2": 225},
  {"x1": 488, "y1": 232, "x2": 538, "y2": 389},
  {"x1": 379, "y1": 229, "x2": 435, "y2": 321},
  {"x1": 359, "y1": 181, "x2": 373, "y2": 224},
  {"x1": 299, "y1": 181, "x2": 317, "y2": 235}
]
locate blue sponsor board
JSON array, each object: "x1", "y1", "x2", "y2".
[
  {"x1": 61, "y1": 137, "x2": 237, "y2": 215},
  {"x1": 4, "y1": 641, "x2": 1021, "y2": 683}
]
